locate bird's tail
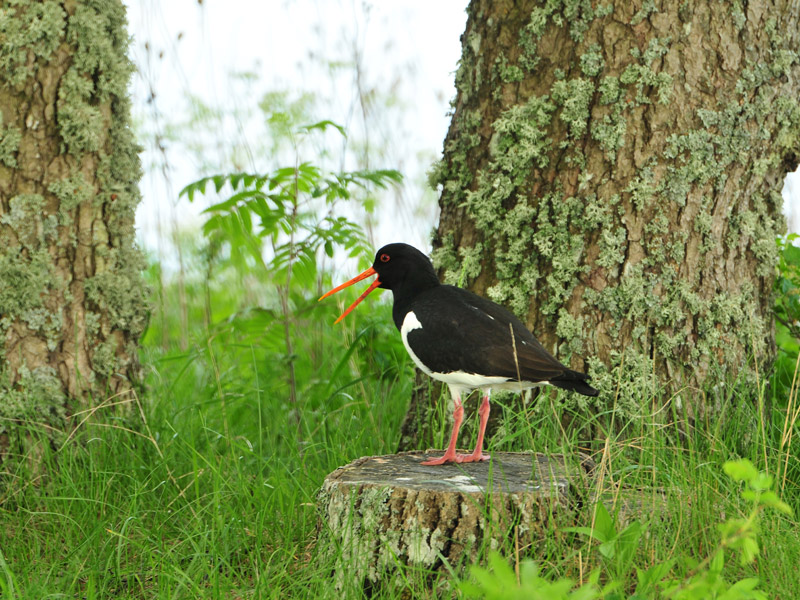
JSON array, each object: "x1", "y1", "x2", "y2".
[{"x1": 551, "y1": 370, "x2": 599, "y2": 397}]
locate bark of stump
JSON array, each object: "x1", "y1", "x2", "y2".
[{"x1": 316, "y1": 451, "x2": 593, "y2": 596}]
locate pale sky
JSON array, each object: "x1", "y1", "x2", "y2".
[{"x1": 127, "y1": 0, "x2": 467, "y2": 258}]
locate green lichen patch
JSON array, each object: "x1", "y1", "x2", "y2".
[
  {"x1": 658, "y1": 96, "x2": 781, "y2": 211},
  {"x1": 463, "y1": 96, "x2": 554, "y2": 233},
  {"x1": 555, "y1": 0, "x2": 608, "y2": 43},
  {"x1": 494, "y1": 54, "x2": 524, "y2": 83},
  {"x1": 585, "y1": 350, "x2": 659, "y2": 417},
  {"x1": 66, "y1": 1, "x2": 131, "y2": 101},
  {"x1": 625, "y1": 165, "x2": 657, "y2": 211},
  {"x1": 83, "y1": 246, "x2": 148, "y2": 336},
  {"x1": 56, "y1": 1, "x2": 136, "y2": 157},
  {"x1": 518, "y1": 7, "x2": 549, "y2": 71},
  {"x1": 584, "y1": 193, "x2": 626, "y2": 269},
  {"x1": 91, "y1": 336, "x2": 118, "y2": 380},
  {"x1": 772, "y1": 96, "x2": 800, "y2": 160},
  {"x1": 630, "y1": 0, "x2": 657, "y2": 26},
  {"x1": 0, "y1": 209, "x2": 64, "y2": 350},
  {"x1": 485, "y1": 191, "x2": 588, "y2": 319},
  {"x1": 555, "y1": 308, "x2": 584, "y2": 356},
  {"x1": 597, "y1": 76, "x2": 621, "y2": 105},
  {"x1": 580, "y1": 44, "x2": 605, "y2": 78},
  {"x1": 0, "y1": 365, "x2": 67, "y2": 437},
  {"x1": 0, "y1": 248, "x2": 54, "y2": 327},
  {"x1": 0, "y1": 195, "x2": 58, "y2": 250},
  {"x1": 57, "y1": 68, "x2": 103, "y2": 155},
  {"x1": 430, "y1": 110, "x2": 480, "y2": 208},
  {"x1": 729, "y1": 1, "x2": 746, "y2": 31},
  {"x1": 0, "y1": 110, "x2": 22, "y2": 167},
  {"x1": 48, "y1": 171, "x2": 94, "y2": 225},
  {"x1": 519, "y1": 2, "x2": 613, "y2": 71},
  {"x1": 0, "y1": 0, "x2": 66, "y2": 86},
  {"x1": 590, "y1": 105, "x2": 626, "y2": 163},
  {"x1": 619, "y1": 63, "x2": 672, "y2": 106},
  {"x1": 454, "y1": 243, "x2": 485, "y2": 287},
  {"x1": 551, "y1": 78, "x2": 595, "y2": 138},
  {"x1": 489, "y1": 97, "x2": 555, "y2": 175},
  {"x1": 454, "y1": 30, "x2": 483, "y2": 104},
  {"x1": 616, "y1": 37, "x2": 673, "y2": 106}
]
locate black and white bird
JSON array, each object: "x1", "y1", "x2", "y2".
[{"x1": 319, "y1": 243, "x2": 598, "y2": 466}]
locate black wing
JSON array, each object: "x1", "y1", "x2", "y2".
[{"x1": 404, "y1": 285, "x2": 570, "y2": 382}]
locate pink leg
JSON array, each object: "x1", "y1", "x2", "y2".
[
  {"x1": 421, "y1": 394, "x2": 464, "y2": 466},
  {"x1": 460, "y1": 392, "x2": 491, "y2": 463}
]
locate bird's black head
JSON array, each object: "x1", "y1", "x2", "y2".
[
  {"x1": 370, "y1": 243, "x2": 438, "y2": 292},
  {"x1": 318, "y1": 242, "x2": 440, "y2": 324}
]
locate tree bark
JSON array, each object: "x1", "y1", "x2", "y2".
[
  {"x1": 0, "y1": 1, "x2": 147, "y2": 455},
  {"x1": 317, "y1": 451, "x2": 592, "y2": 596},
  {"x1": 400, "y1": 0, "x2": 800, "y2": 450}
]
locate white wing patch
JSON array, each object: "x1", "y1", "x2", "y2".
[{"x1": 401, "y1": 311, "x2": 432, "y2": 376}]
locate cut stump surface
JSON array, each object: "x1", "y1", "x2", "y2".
[{"x1": 316, "y1": 451, "x2": 593, "y2": 596}]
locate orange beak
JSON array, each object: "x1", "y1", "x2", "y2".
[{"x1": 318, "y1": 267, "x2": 382, "y2": 324}]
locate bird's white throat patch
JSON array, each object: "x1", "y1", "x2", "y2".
[{"x1": 401, "y1": 310, "x2": 423, "y2": 333}]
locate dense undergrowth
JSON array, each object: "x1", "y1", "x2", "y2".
[{"x1": 1, "y1": 162, "x2": 800, "y2": 598}]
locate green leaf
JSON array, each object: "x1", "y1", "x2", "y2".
[
  {"x1": 599, "y1": 540, "x2": 617, "y2": 559},
  {"x1": 749, "y1": 472, "x2": 773, "y2": 491},
  {"x1": 615, "y1": 520, "x2": 642, "y2": 573},
  {"x1": 203, "y1": 189, "x2": 267, "y2": 214},
  {"x1": 709, "y1": 548, "x2": 724, "y2": 573},
  {"x1": 212, "y1": 174, "x2": 226, "y2": 193},
  {"x1": 739, "y1": 537, "x2": 760, "y2": 564},
  {"x1": 718, "y1": 517, "x2": 749, "y2": 540},
  {"x1": 728, "y1": 577, "x2": 760, "y2": 592},
  {"x1": 299, "y1": 119, "x2": 347, "y2": 137},
  {"x1": 783, "y1": 242, "x2": 800, "y2": 267},
  {"x1": 724, "y1": 459, "x2": 759, "y2": 483},
  {"x1": 562, "y1": 526, "x2": 598, "y2": 539},
  {"x1": 487, "y1": 551, "x2": 516, "y2": 586},
  {"x1": 758, "y1": 491, "x2": 793, "y2": 514},
  {"x1": 179, "y1": 177, "x2": 211, "y2": 201},
  {"x1": 635, "y1": 560, "x2": 674, "y2": 594},
  {"x1": 592, "y1": 502, "x2": 616, "y2": 541}
]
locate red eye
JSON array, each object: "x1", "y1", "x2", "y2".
[{"x1": 380, "y1": 254, "x2": 390, "y2": 263}]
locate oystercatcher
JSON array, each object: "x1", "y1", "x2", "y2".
[{"x1": 319, "y1": 243, "x2": 598, "y2": 466}]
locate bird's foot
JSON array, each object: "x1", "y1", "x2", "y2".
[
  {"x1": 458, "y1": 452, "x2": 491, "y2": 463},
  {"x1": 421, "y1": 452, "x2": 460, "y2": 466},
  {"x1": 420, "y1": 451, "x2": 490, "y2": 465}
]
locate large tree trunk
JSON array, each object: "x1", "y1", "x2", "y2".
[
  {"x1": 400, "y1": 0, "x2": 800, "y2": 450},
  {"x1": 0, "y1": 1, "x2": 147, "y2": 455}
]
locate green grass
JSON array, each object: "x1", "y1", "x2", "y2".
[{"x1": 1, "y1": 258, "x2": 799, "y2": 599}]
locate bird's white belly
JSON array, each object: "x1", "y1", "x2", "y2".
[{"x1": 400, "y1": 311, "x2": 550, "y2": 393}]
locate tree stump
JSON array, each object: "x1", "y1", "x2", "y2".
[{"x1": 316, "y1": 451, "x2": 593, "y2": 596}]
